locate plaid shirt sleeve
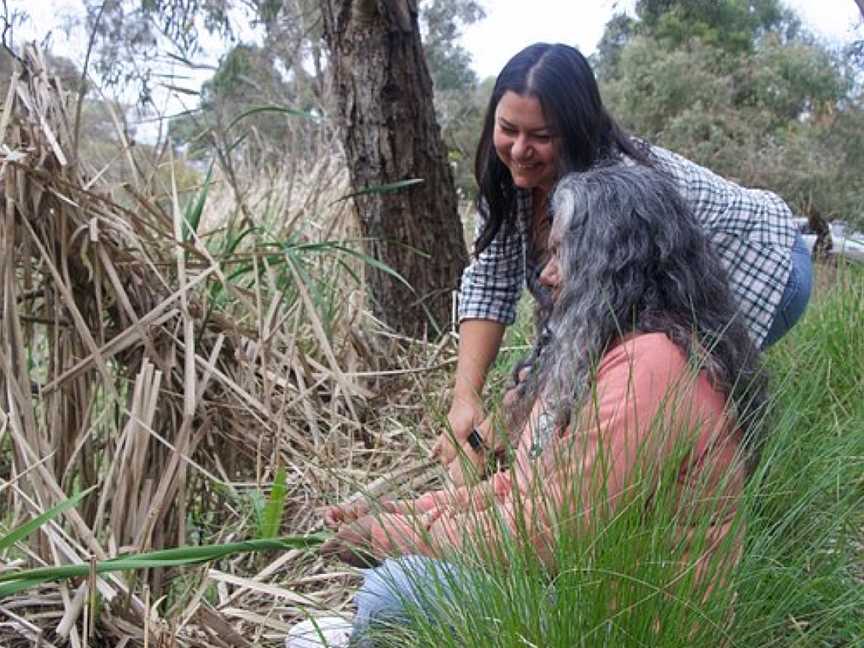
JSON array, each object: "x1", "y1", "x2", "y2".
[
  {"x1": 457, "y1": 196, "x2": 527, "y2": 325},
  {"x1": 651, "y1": 146, "x2": 797, "y2": 347}
]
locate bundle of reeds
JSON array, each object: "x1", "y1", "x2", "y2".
[{"x1": 0, "y1": 45, "x2": 450, "y2": 645}]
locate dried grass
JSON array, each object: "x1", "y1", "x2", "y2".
[{"x1": 0, "y1": 46, "x2": 456, "y2": 645}]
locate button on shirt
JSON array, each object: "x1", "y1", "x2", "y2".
[{"x1": 457, "y1": 145, "x2": 798, "y2": 347}]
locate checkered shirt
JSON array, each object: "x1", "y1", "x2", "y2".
[{"x1": 457, "y1": 145, "x2": 797, "y2": 347}]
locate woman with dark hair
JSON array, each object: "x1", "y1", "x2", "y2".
[
  {"x1": 317, "y1": 165, "x2": 767, "y2": 645},
  {"x1": 434, "y1": 42, "x2": 809, "y2": 478}
]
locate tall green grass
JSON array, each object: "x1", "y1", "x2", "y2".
[
  {"x1": 363, "y1": 266, "x2": 864, "y2": 647},
  {"x1": 734, "y1": 267, "x2": 864, "y2": 646}
]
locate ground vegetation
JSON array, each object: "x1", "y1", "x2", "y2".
[{"x1": 0, "y1": 1, "x2": 862, "y2": 645}]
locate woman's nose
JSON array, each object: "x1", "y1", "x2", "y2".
[
  {"x1": 511, "y1": 135, "x2": 532, "y2": 160},
  {"x1": 539, "y1": 259, "x2": 559, "y2": 288}
]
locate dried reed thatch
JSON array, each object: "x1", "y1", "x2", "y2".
[{"x1": 0, "y1": 46, "x2": 452, "y2": 646}]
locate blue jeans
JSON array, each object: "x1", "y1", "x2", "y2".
[
  {"x1": 762, "y1": 233, "x2": 812, "y2": 349},
  {"x1": 351, "y1": 555, "x2": 470, "y2": 646}
]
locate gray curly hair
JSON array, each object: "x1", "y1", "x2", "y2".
[{"x1": 510, "y1": 164, "x2": 767, "y2": 463}]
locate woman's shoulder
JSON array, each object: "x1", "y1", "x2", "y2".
[
  {"x1": 646, "y1": 145, "x2": 721, "y2": 184},
  {"x1": 646, "y1": 144, "x2": 778, "y2": 200},
  {"x1": 599, "y1": 332, "x2": 690, "y2": 381},
  {"x1": 598, "y1": 333, "x2": 728, "y2": 412}
]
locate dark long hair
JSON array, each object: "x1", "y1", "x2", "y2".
[
  {"x1": 474, "y1": 43, "x2": 650, "y2": 255},
  {"x1": 511, "y1": 165, "x2": 768, "y2": 465}
]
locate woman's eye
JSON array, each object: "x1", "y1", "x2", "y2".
[{"x1": 534, "y1": 134, "x2": 551, "y2": 142}]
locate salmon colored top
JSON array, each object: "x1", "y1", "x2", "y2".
[{"x1": 367, "y1": 333, "x2": 747, "y2": 577}]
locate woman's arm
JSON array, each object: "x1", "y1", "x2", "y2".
[
  {"x1": 434, "y1": 199, "x2": 525, "y2": 467},
  {"x1": 433, "y1": 319, "x2": 506, "y2": 467},
  {"x1": 324, "y1": 474, "x2": 514, "y2": 564}
]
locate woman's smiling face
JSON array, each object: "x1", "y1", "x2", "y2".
[{"x1": 493, "y1": 91, "x2": 560, "y2": 192}]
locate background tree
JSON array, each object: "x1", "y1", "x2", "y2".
[
  {"x1": 596, "y1": 0, "x2": 864, "y2": 229},
  {"x1": 420, "y1": 0, "x2": 488, "y2": 197},
  {"x1": 593, "y1": 12, "x2": 637, "y2": 81},
  {"x1": 168, "y1": 44, "x2": 306, "y2": 164},
  {"x1": 421, "y1": 0, "x2": 485, "y2": 92},
  {"x1": 320, "y1": 0, "x2": 468, "y2": 338},
  {"x1": 851, "y1": 0, "x2": 864, "y2": 68},
  {"x1": 634, "y1": 0, "x2": 793, "y2": 52},
  {"x1": 86, "y1": 0, "x2": 473, "y2": 338}
]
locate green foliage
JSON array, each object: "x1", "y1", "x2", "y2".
[
  {"x1": 190, "y1": 178, "x2": 431, "y2": 339},
  {"x1": 162, "y1": 0, "x2": 488, "y2": 176},
  {"x1": 420, "y1": 0, "x2": 485, "y2": 92},
  {"x1": 200, "y1": 204, "x2": 417, "y2": 340},
  {"x1": 415, "y1": 0, "x2": 489, "y2": 198},
  {"x1": 599, "y1": 2, "x2": 864, "y2": 228},
  {"x1": 181, "y1": 164, "x2": 212, "y2": 241},
  {"x1": 0, "y1": 484, "x2": 324, "y2": 601},
  {"x1": 0, "y1": 487, "x2": 96, "y2": 554},
  {"x1": 206, "y1": 45, "x2": 268, "y2": 102},
  {"x1": 603, "y1": 37, "x2": 735, "y2": 135},
  {"x1": 734, "y1": 265, "x2": 864, "y2": 645},
  {"x1": 592, "y1": 12, "x2": 637, "y2": 81},
  {"x1": 739, "y1": 36, "x2": 847, "y2": 121},
  {"x1": 86, "y1": 0, "x2": 232, "y2": 94},
  {"x1": 0, "y1": 534, "x2": 326, "y2": 597},
  {"x1": 435, "y1": 77, "x2": 494, "y2": 199},
  {"x1": 333, "y1": 178, "x2": 426, "y2": 203},
  {"x1": 169, "y1": 44, "x2": 317, "y2": 165},
  {"x1": 635, "y1": 0, "x2": 790, "y2": 53},
  {"x1": 256, "y1": 467, "x2": 288, "y2": 539}
]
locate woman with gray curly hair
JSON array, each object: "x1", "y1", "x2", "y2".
[
  {"x1": 315, "y1": 164, "x2": 767, "y2": 646},
  {"x1": 510, "y1": 164, "x2": 766, "y2": 461}
]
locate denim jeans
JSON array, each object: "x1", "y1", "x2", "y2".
[
  {"x1": 351, "y1": 555, "x2": 470, "y2": 646},
  {"x1": 762, "y1": 233, "x2": 812, "y2": 349}
]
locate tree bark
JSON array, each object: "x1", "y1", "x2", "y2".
[{"x1": 321, "y1": 0, "x2": 468, "y2": 338}]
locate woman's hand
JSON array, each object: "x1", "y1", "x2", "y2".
[
  {"x1": 432, "y1": 394, "x2": 484, "y2": 467},
  {"x1": 434, "y1": 319, "x2": 505, "y2": 467},
  {"x1": 323, "y1": 498, "x2": 410, "y2": 530},
  {"x1": 320, "y1": 513, "x2": 425, "y2": 567},
  {"x1": 323, "y1": 499, "x2": 371, "y2": 530},
  {"x1": 320, "y1": 516, "x2": 380, "y2": 567},
  {"x1": 445, "y1": 416, "x2": 496, "y2": 485}
]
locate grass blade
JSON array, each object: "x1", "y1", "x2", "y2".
[
  {"x1": 331, "y1": 178, "x2": 425, "y2": 204},
  {"x1": 182, "y1": 163, "x2": 213, "y2": 241},
  {"x1": 0, "y1": 534, "x2": 328, "y2": 597},
  {"x1": 258, "y1": 467, "x2": 288, "y2": 539},
  {"x1": 226, "y1": 105, "x2": 316, "y2": 132},
  {"x1": 0, "y1": 486, "x2": 97, "y2": 553}
]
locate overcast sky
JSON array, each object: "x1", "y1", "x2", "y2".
[
  {"x1": 15, "y1": 0, "x2": 864, "y2": 71},
  {"x1": 8, "y1": 0, "x2": 864, "y2": 116},
  {"x1": 463, "y1": 0, "x2": 862, "y2": 78}
]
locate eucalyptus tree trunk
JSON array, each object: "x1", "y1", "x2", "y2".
[{"x1": 321, "y1": 0, "x2": 468, "y2": 338}]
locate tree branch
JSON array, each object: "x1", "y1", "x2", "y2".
[
  {"x1": 0, "y1": 0, "x2": 24, "y2": 66},
  {"x1": 72, "y1": 0, "x2": 109, "y2": 168}
]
